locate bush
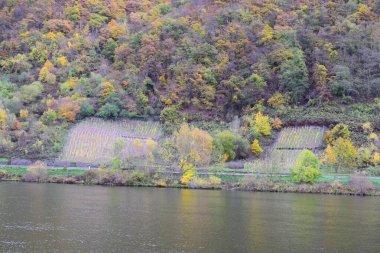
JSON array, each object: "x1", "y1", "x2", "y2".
[
  {"x1": 323, "y1": 123, "x2": 350, "y2": 144},
  {"x1": 160, "y1": 106, "x2": 183, "y2": 134},
  {"x1": 213, "y1": 130, "x2": 249, "y2": 162},
  {"x1": 24, "y1": 161, "x2": 48, "y2": 182},
  {"x1": 208, "y1": 176, "x2": 222, "y2": 186},
  {"x1": 180, "y1": 160, "x2": 196, "y2": 185},
  {"x1": 97, "y1": 103, "x2": 120, "y2": 118},
  {"x1": 251, "y1": 139, "x2": 263, "y2": 156},
  {"x1": 322, "y1": 137, "x2": 358, "y2": 172},
  {"x1": 349, "y1": 173, "x2": 373, "y2": 196},
  {"x1": 188, "y1": 177, "x2": 209, "y2": 188},
  {"x1": 176, "y1": 124, "x2": 213, "y2": 165},
  {"x1": 0, "y1": 170, "x2": 7, "y2": 179},
  {"x1": 20, "y1": 82, "x2": 43, "y2": 103},
  {"x1": 291, "y1": 150, "x2": 321, "y2": 183}
]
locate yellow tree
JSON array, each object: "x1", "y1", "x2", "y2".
[
  {"x1": 0, "y1": 108, "x2": 7, "y2": 129},
  {"x1": 313, "y1": 63, "x2": 331, "y2": 100},
  {"x1": 259, "y1": 24, "x2": 273, "y2": 44},
  {"x1": 58, "y1": 98, "x2": 80, "y2": 122},
  {"x1": 146, "y1": 138, "x2": 157, "y2": 163},
  {"x1": 175, "y1": 123, "x2": 213, "y2": 165},
  {"x1": 179, "y1": 159, "x2": 196, "y2": 185},
  {"x1": 19, "y1": 109, "x2": 29, "y2": 120},
  {"x1": 251, "y1": 139, "x2": 263, "y2": 156},
  {"x1": 99, "y1": 82, "x2": 115, "y2": 97},
  {"x1": 253, "y1": 112, "x2": 271, "y2": 136},
  {"x1": 322, "y1": 137, "x2": 358, "y2": 172},
  {"x1": 57, "y1": 56, "x2": 69, "y2": 67}
]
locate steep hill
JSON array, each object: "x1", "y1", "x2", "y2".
[{"x1": 0, "y1": 0, "x2": 380, "y2": 159}]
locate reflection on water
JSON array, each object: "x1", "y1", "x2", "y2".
[{"x1": 0, "y1": 182, "x2": 380, "y2": 252}]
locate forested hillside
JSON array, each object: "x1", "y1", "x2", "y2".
[{"x1": 0, "y1": 0, "x2": 380, "y2": 159}]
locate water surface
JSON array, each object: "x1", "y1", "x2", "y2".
[{"x1": 0, "y1": 182, "x2": 379, "y2": 252}]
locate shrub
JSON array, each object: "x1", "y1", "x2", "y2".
[
  {"x1": 188, "y1": 177, "x2": 209, "y2": 188},
  {"x1": 176, "y1": 124, "x2": 213, "y2": 165},
  {"x1": 0, "y1": 170, "x2": 7, "y2": 179},
  {"x1": 268, "y1": 92, "x2": 287, "y2": 109},
  {"x1": 20, "y1": 82, "x2": 43, "y2": 103},
  {"x1": 155, "y1": 178, "x2": 168, "y2": 187},
  {"x1": 24, "y1": 161, "x2": 48, "y2": 182},
  {"x1": 0, "y1": 108, "x2": 7, "y2": 129},
  {"x1": 322, "y1": 137, "x2": 358, "y2": 172},
  {"x1": 160, "y1": 106, "x2": 183, "y2": 134},
  {"x1": 291, "y1": 150, "x2": 321, "y2": 184},
  {"x1": 323, "y1": 124, "x2": 350, "y2": 144},
  {"x1": 251, "y1": 139, "x2": 263, "y2": 156},
  {"x1": 58, "y1": 98, "x2": 80, "y2": 122},
  {"x1": 253, "y1": 112, "x2": 271, "y2": 136},
  {"x1": 349, "y1": 173, "x2": 373, "y2": 196},
  {"x1": 208, "y1": 176, "x2": 222, "y2": 186},
  {"x1": 96, "y1": 103, "x2": 120, "y2": 118},
  {"x1": 272, "y1": 118, "x2": 282, "y2": 129},
  {"x1": 180, "y1": 160, "x2": 196, "y2": 185},
  {"x1": 40, "y1": 109, "x2": 58, "y2": 125},
  {"x1": 213, "y1": 130, "x2": 249, "y2": 161}
]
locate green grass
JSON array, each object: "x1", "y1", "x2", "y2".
[
  {"x1": 0, "y1": 158, "x2": 9, "y2": 163},
  {"x1": 0, "y1": 167, "x2": 87, "y2": 176}
]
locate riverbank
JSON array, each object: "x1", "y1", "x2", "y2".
[{"x1": 0, "y1": 167, "x2": 379, "y2": 196}]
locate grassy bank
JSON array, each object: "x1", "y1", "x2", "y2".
[{"x1": 0, "y1": 167, "x2": 379, "y2": 196}]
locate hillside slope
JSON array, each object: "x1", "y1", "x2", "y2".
[{"x1": 0, "y1": 0, "x2": 379, "y2": 159}]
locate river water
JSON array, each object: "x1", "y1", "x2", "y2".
[{"x1": 0, "y1": 182, "x2": 379, "y2": 253}]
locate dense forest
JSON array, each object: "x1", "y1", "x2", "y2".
[{"x1": 0, "y1": 0, "x2": 380, "y2": 159}]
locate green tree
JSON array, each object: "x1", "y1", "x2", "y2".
[
  {"x1": 160, "y1": 106, "x2": 183, "y2": 134},
  {"x1": 20, "y1": 82, "x2": 43, "y2": 103},
  {"x1": 97, "y1": 103, "x2": 120, "y2": 118},
  {"x1": 291, "y1": 150, "x2": 321, "y2": 183},
  {"x1": 213, "y1": 130, "x2": 249, "y2": 161},
  {"x1": 328, "y1": 65, "x2": 354, "y2": 97},
  {"x1": 279, "y1": 49, "x2": 309, "y2": 103}
]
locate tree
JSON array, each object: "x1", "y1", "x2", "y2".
[
  {"x1": 279, "y1": 49, "x2": 309, "y2": 103},
  {"x1": 0, "y1": 109, "x2": 7, "y2": 129},
  {"x1": 322, "y1": 137, "x2": 358, "y2": 172},
  {"x1": 24, "y1": 161, "x2": 48, "y2": 182},
  {"x1": 323, "y1": 124, "x2": 350, "y2": 144},
  {"x1": 258, "y1": 24, "x2": 273, "y2": 44},
  {"x1": 291, "y1": 150, "x2": 321, "y2": 183},
  {"x1": 268, "y1": 92, "x2": 287, "y2": 109},
  {"x1": 272, "y1": 118, "x2": 282, "y2": 129},
  {"x1": 41, "y1": 109, "x2": 58, "y2": 125},
  {"x1": 175, "y1": 124, "x2": 213, "y2": 165},
  {"x1": 253, "y1": 112, "x2": 271, "y2": 136},
  {"x1": 213, "y1": 130, "x2": 249, "y2": 161},
  {"x1": 58, "y1": 98, "x2": 80, "y2": 122},
  {"x1": 349, "y1": 173, "x2": 373, "y2": 196},
  {"x1": 20, "y1": 82, "x2": 43, "y2": 103},
  {"x1": 99, "y1": 82, "x2": 116, "y2": 97},
  {"x1": 180, "y1": 159, "x2": 196, "y2": 185},
  {"x1": 313, "y1": 64, "x2": 331, "y2": 100},
  {"x1": 97, "y1": 103, "x2": 120, "y2": 118},
  {"x1": 160, "y1": 106, "x2": 183, "y2": 134},
  {"x1": 251, "y1": 139, "x2": 263, "y2": 156},
  {"x1": 19, "y1": 109, "x2": 29, "y2": 120},
  {"x1": 328, "y1": 65, "x2": 354, "y2": 97},
  {"x1": 102, "y1": 38, "x2": 117, "y2": 60}
]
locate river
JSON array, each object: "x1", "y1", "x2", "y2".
[{"x1": 0, "y1": 182, "x2": 379, "y2": 252}]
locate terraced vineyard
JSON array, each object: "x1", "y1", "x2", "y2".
[
  {"x1": 275, "y1": 126, "x2": 325, "y2": 149},
  {"x1": 245, "y1": 126, "x2": 326, "y2": 172},
  {"x1": 60, "y1": 118, "x2": 163, "y2": 164}
]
